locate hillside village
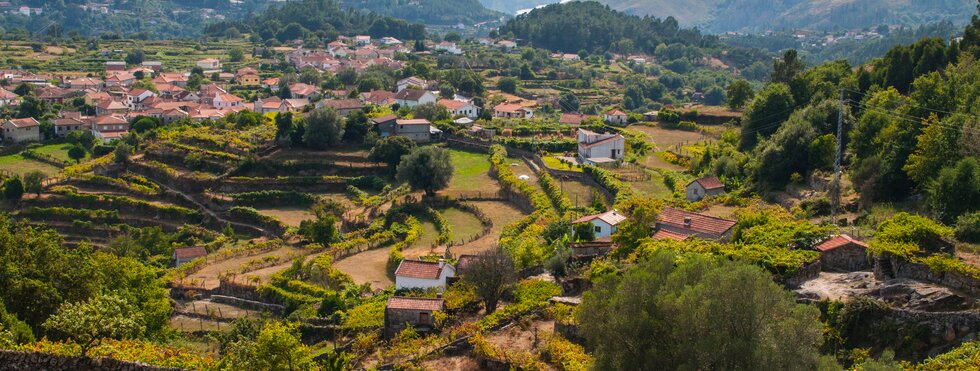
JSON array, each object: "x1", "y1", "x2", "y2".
[{"x1": 0, "y1": 0, "x2": 978, "y2": 370}]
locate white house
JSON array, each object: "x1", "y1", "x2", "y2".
[
  {"x1": 91, "y1": 115, "x2": 129, "y2": 143},
  {"x1": 394, "y1": 259, "x2": 456, "y2": 290},
  {"x1": 125, "y1": 88, "x2": 157, "y2": 110},
  {"x1": 394, "y1": 89, "x2": 437, "y2": 108},
  {"x1": 572, "y1": 210, "x2": 626, "y2": 240},
  {"x1": 438, "y1": 99, "x2": 481, "y2": 118},
  {"x1": 685, "y1": 176, "x2": 726, "y2": 201},
  {"x1": 435, "y1": 42, "x2": 463, "y2": 55},
  {"x1": 604, "y1": 108, "x2": 627, "y2": 125},
  {"x1": 493, "y1": 103, "x2": 533, "y2": 119},
  {"x1": 577, "y1": 128, "x2": 625, "y2": 165},
  {"x1": 498, "y1": 40, "x2": 517, "y2": 51},
  {"x1": 212, "y1": 92, "x2": 244, "y2": 109},
  {"x1": 396, "y1": 76, "x2": 430, "y2": 92},
  {"x1": 0, "y1": 88, "x2": 17, "y2": 107},
  {"x1": 173, "y1": 246, "x2": 207, "y2": 266},
  {"x1": 196, "y1": 58, "x2": 222, "y2": 72}
]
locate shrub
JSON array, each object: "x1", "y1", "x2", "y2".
[{"x1": 954, "y1": 212, "x2": 980, "y2": 243}]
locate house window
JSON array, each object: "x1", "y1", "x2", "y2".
[
  {"x1": 594, "y1": 225, "x2": 601, "y2": 233},
  {"x1": 418, "y1": 312, "x2": 430, "y2": 325}
]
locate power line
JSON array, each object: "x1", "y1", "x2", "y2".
[
  {"x1": 841, "y1": 87, "x2": 980, "y2": 121},
  {"x1": 845, "y1": 100, "x2": 980, "y2": 135}
]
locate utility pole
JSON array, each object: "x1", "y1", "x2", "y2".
[{"x1": 831, "y1": 89, "x2": 844, "y2": 225}]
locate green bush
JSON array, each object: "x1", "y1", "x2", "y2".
[{"x1": 955, "y1": 212, "x2": 980, "y2": 243}]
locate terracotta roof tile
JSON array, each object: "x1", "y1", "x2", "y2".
[
  {"x1": 657, "y1": 207, "x2": 736, "y2": 237},
  {"x1": 653, "y1": 229, "x2": 690, "y2": 241},
  {"x1": 387, "y1": 297, "x2": 444, "y2": 311},
  {"x1": 816, "y1": 234, "x2": 868, "y2": 252},
  {"x1": 691, "y1": 176, "x2": 725, "y2": 190},
  {"x1": 394, "y1": 260, "x2": 449, "y2": 279},
  {"x1": 174, "y1": 246, "x2": 207, "y2": 259}
]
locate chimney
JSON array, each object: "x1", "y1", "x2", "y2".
[{"x1": 683, "y1": 217, "x2": 692, "y2": 228}]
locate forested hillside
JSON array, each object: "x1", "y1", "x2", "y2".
[
  {"x1": 498, "y1": 2, "x2": 716, "y2": 56},
  {"x1": 340, "y1": 0, "x2": 503, "y2": 26},
  {"x1": 205, "y1": 0, "x2": 427, "y2": 43},
  {"x1": 482, "y1": 0, "x2": 974, "y2": 33}
]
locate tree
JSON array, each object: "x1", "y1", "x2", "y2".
[
  {"x1": 275, "y1": 112, "x2": 295, "y2": 141},
  {"x1": 739, "y1": 83, "x2": 795, "y2": 150},
  {"x1": 342, "y1": 110, "x2": 372, "y2": 143},
  {"x1": 369, "y1": 136, "x2": 416, "y2": 172},
  {"x1": 930, "y1": 157, "x2": 980, "y2": 224},
  {"x1": 573, "y1": 223, "x2": 596, "y2": 242},
  {"x1": 68, "y1": 144, "x2": 87, "y2": 163},
  {"x1": 726, "y1": 80, "x2": 754, "y2": 110},
  {"x1": 226, "y1": 321, "x2": 315, "y2": 371},
  {"x1": 114, "y1": 143, "x2": 132, "y2": 164},
  {"x1": 611, "y1": 197, "x2": 660, "y2": 258},
  {"x1": 303, "y1": 107, "x2": 344, "y2": 149},
  {"x1": 229, "y1": 46, "x2": 245, "y2": 62},
  {"x1": 3, "y1": 177, "x2": 23, "y2": 202},
  {"x1": 299, "y1": 214, "x2": 339, "y2": 245},
  {"x1": 462, "y1": 250, "x2": 517, "y2": 313},
  {"x1": 411, "y1": 102, "x2": 450, "y2": 122},
  {"x1": 704, "y1": 86, "x2": 725, "y2": 106},
  {"x1": 443, "y1": 32, "x2": 461, "y2": 42},
  {"x1": 578, "y1": 251, "x2": 823, "y2": 370},
  {"x1": 43, "y1": 294, "x2": 143, "y2": 356},
  {"x1": 22, "y1": 171, "x2": 43, "y2": 196},
  {"x1": 125, "y1": 49, "x2": 145, "y2": 66},
  {"x1": 771, "y1": 50, "x2": 805, "y2": 84},
  {"x1": 396, "y1": 146, "x2": 453, "y2": 196},
  {"x1": 558, "y1": 91, "x2": 580, "y2": 112},
  {"x1": 497, "y1": 77, "x2": 519, "y2": 94}
]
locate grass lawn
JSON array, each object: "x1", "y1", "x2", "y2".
[
  {"x1": 628, "y1": 170, "x2": 675, "y2": 199},
  {"x1": 441, "y1": 208, "x2": 484, "y2": 244},
  {"x1": 542, "y1": 156, "x2": 582, "y2": 172},
  {"x1": 254, "y1": 207, "x2": 315, "y2": 228},
  {"x1": 31, "y1": 143, "x2": 89, "y2": 163},
  {"x1": 558, "y1": 178, "x2": 604, "y2": 208},
  {"x1": 445, "y1": 149, "x2": 498, "y2": 193},
  {"x1": 0, "y1": 154, "x2": 61, "y2": 177}
]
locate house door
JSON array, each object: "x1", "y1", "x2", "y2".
[{"x1": 419, "y1": 312, "x2": 431, "y2": 326}]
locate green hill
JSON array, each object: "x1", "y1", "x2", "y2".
[
  {"x1": 482, "y1": 0, "x2": 975, "y2": 32},
  {"x1": 340, "y1": 0, "x2": 504, "y2": 26}
]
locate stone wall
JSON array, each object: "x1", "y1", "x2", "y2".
[
  {"x1": 0, "y1": 350, "x2": 183, "y2": 371},
  {"x1": 875, "y1": 255, "x2": 980, "y2": 297},
  {"x1": 780, "y1": 260, "x2": 822, "y2": 288}
]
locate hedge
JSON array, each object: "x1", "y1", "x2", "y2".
[{"x1": 228, "y1": 190, "x2": 316, "y2": 207}]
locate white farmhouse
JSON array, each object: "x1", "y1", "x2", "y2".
[
  {"x1": 394, "y1": 89, "x2": 437, "y2": 108},
  {"x1": 572, "y1": 210, "x2": 626, "y2": 240},
  {"x1": 438, "y1": 99, "x2": 481, "y2": 118},
  {"x1": 577, "y1": 128, "x2": 625, "y2": 165},
  {"x1": 435, "y1": 42, "x2": 463, "y2": 55},
  {"x1": 394, "y1": 259, "x2": 456, "y2": 290}
]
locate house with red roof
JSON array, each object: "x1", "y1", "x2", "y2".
[
  {"x1": 384, "y1": 297, "x2": 443, "y2": 339},
  {"x1": 2, "y1": 117, "x2": 40, "y2": 143},
  {"x1": 393, "y1": 259, "x2": 456, "y2": 290},
  {"x1": 815, "y1": 234, "x2": 870, "y2": 271},
  {"x1": 686, "y1": 176, "x2": 726, "y2": 201},
  {"x1": 577, "y1": 128, "x2": 625, "y2": 165},
  {"x1": 493, "y1": 103, "x2": 533, "y2": 119},
  {"x1": 653, "y1": 207, "x2": 736, "y2": 242},
  {"x1": 0, "y1": 87, "x2": 17, "y2": 107},
  {"x1": 173, "y1": 246, "x2": 207, "y2": 266},
  {"x1": 316, "y1": 98, "x2": 364, "y2": 116},
  {"x1": 604, "y1": 108, "x2": 628, "y2": 124},
  {"x1": 437, "y1": 98, "x2": 480, "y2": 118},
  {"x1": 394, "y1": 89, "x2": 437, "y2": 108}
]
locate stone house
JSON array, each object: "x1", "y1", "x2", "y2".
[
  {"x1": 393, "y1": 119, "x2": 434, "y2": 143},
  {"x1": 316, "y1": 99, "x2": 364, "y2": 116},
  {"x1": 384, "y1": 297, "x2": 443, "y2": 339},
  {"x1": 653, "y1": 207, "x2": 736, "y2": 242},
  {"x1": 2, "y1": 117, "x2": 40, "y2": 143},
  {"x1": 393, "y1": 259, "x2": 456, "y2": 290},
  {"x1": 816, "y1": 234, "x2": 870, "y2": 272},
  {"x1": 173, "y1": 246, "x2": 207, "y2": 266},
  {"x1": 685, "y1": 176, "x2": 726, "y2": 201}
]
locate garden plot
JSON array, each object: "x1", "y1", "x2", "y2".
[
  {"x1": 254, "y1": 206, "x2": 315, "y2": 228},
  {"x1": 182, "y1": 246, "x2": 308, "y2": 290},
  {"x1": 485, "y1": 319, "x2": 556, "y2": 356},
  {"x1": 178, "y1": 300, "x2": 254, "y2": 321},
  {"x1": 441, "y1": 208, "x2": 485, "y2": 245},
  {"x1": 0, "y1": 153, "x2": 61, "y2": 177},
  {"x1": 554, "y1": 177, "x2": 605, "y2": 208},
  {"x1": 626, "y1": 170, "x2": 675, "y2": 198},
  {"x1": 451, "y1": 201, "x2": 527, "y2": 257},
  {"x1": 629, "y1": 125, "x2": 715, "y2": 170},
  {"x1": 402, "y1": 220, "x2": 440, "y2": 259},
  {"x1": 443, "y1": 149, "x2": 499, "y2": 195},
  {"x1": 333, "y1": 247, "x2": 393, "y2": 289}
]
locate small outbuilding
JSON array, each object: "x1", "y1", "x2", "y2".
[
  {"x1": 394, "y1": 259, "x2": 456, "y2": 290},
  {"x1": 686, "y1": 176, "x2": 726, "y2": 201},
  {"x1": 815, "y1": 234, "x2": 870, "y2": 272},
  {"x1": 572, "y1": 210, "x2": 626, "y2": 240},
  {"x1": 384, "y1": 297, "x2": 444, "y2": 339},
  {"x1": 173, "y1": 246, "x2": 207, "y2": 266}
]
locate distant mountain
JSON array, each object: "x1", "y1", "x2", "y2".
[
  {"x1": 482, "y1": 0, "x2": 976, "y2": 33},
  {"x1": 340, "y1": 0, "x2": 504, "y2": 26}
]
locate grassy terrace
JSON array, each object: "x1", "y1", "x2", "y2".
[{"x1": 0, "y1": 153, "x2": 61, "y2": 177}]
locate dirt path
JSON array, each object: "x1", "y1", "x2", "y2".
[{"x1": 333, "y1": 247, "x2": 393, "y2": 289}]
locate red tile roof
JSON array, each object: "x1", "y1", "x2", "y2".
[
  {"x1": 606, "y1": 108, "x2": 626, "y2": 116},
  {"x1": 437, "y1": 99, "x2": 467, "y2": 111},
  {"x1": 657, "y1": 207, "x2": 736, "y2": 236},
  {"x1": 394, "y1": 89, "x2": 430, "y2": 101},
  {"x1": 387, "y1": 297, "x2": 444, "y2": 311},
  {"x1": 396, "y1": 119, "x2": 431, "y2": 126},
  {"x1": 690, "y1": 176, "x2": 725, "y2": 190},
  {"x1": 320, "y1": 99, "x2": 363, "y2": 110},
  {"x1": 559, "y1": 113, "x2": 591, "y2": 125},
  {"x1": 494, "y1": 103, "x2": 526, "y2": 113},
  {"x1": 174, "y1": 246, "x2": 207, "y2": 260},
  {"x1": 394, "y1": 259, "x2": 448, "y2": 279},
  {"x1": 371, "y1": 114, "x2": 398, "y2": 124},
  {"x1": 653, "y1": 229, "x2": 690, "y2": 241},
  {"x1": 6, "y1": 117, "x2": 39, "y2": 128},
  {"x1": 816, "y1": 234, "x2": 868, "y2": 252}
]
